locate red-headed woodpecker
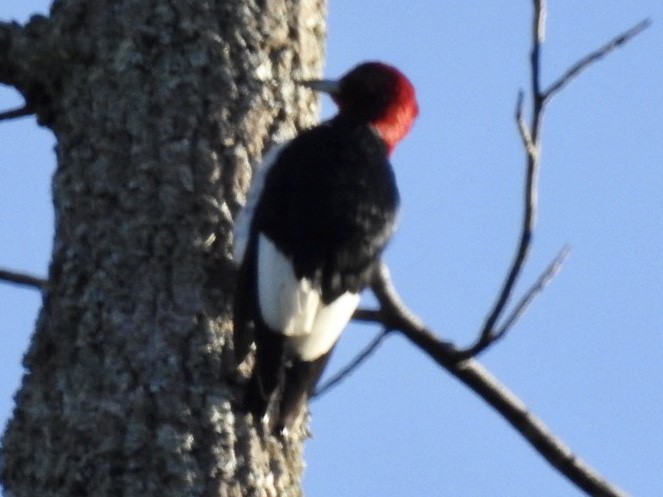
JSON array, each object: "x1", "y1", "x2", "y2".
[{"x1": 233, "y1": 61, "x2": 419, "y2": 433}]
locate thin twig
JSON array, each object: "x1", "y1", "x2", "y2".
[
  {"x1": 543, "y1": 19, "x2": 651, "y2": 103},
  {"x1": 515, "y1": 91, "x2": 536, "y2": 158},
  {"x1": 0, "y1": 105, "x2": 33, "y2": 122},
  {"x1": 530, "y1": 0, "x2": 546, "y2": 105},
  {"x1": 0, "y1": 268, "x2": 47, "y2": 290},
  {"x1": 312, "y1": 328, "x2": 391, "y2": 399},
  {"x1": 494, "y1": 245, "x2": 570, "y2": 339},
  {"x1": 456, "y1": 247, "x2": 570, "y2": 359},
  {"x1": 316, "y1": 302, "x2": 425, "y2": 397}
]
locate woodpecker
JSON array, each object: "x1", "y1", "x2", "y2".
[{"x1": 233, "y1": 61, "x2": 419, "y2": 433}]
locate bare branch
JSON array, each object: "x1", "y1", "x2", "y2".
[
  {"x1": 530, "y1": 0, "x2": 546, "y2": 104},
  {"x1": 469, "y1": 100, "x2": 539, "y2": 356},
  {"x1": 352, "y1": 308, "x2": 384, "y2": 323},
  {"x1": 363, "y1": 262, "x2": 629, "y2": 497},
  {"x1": 456, "y1": 247, "x2": 570, "y2": 359},
  {"x1": 464, "y1": 1, "x2": 549, "y2": 359},
  {"x1": 456, "y1": 4, "x2": 647, "y2": 361},
  {"x1": 0, "y1": 267, "x2": 47, "y2": 290},
  {"x1": 543, "y1": 18, "x2": 651, "y2": 103},
  {"x1": 515, "y1": 91, "x2": 536, "y2": 158},
  {"x1": 0, "y1": 105, "x2": 33, "y2": 122},
  {"x1": 494, "y1": 245, "x2": 570, "y2": 339},
  {"x1": 313, "y1": 328, "x2": 390, "y2": 399}
]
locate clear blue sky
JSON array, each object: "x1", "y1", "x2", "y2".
[{"x1": 2, "y1": 2, "x2": 661, "y2": 496}]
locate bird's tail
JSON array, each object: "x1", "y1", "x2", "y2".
[
  {"x1": 275, "y1": 351, "x2": 334, "y2": 433},
  {"x1": 242, "y1": 321, "x2": 285, "y2": 424},
  {"x1": 242, "y1": 323, "x2": 335, "y2": 434}
]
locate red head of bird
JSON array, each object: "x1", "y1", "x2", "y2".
[{"x1": 300, "y1": 62, "x2": 419, "y2": 154}]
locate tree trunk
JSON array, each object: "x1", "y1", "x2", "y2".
[{"x1": 0, "y1": 1, "x2": 326, "y2": 495}]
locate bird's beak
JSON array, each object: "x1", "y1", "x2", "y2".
[{"x1": 297, "y1": 78, "x2": 341, "y2": 96}]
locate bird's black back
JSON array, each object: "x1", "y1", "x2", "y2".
[{"x1": 253, "y1": 116, "x2": 400, "y2": 303}]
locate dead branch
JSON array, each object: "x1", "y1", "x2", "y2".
[
  {"x1": 457, "y1": 8, "x2": 649, "y2": 359},
  {"x1": 457, "y1": 0, "x2": 547, "y2": 358},
  {"x1": 313, "y1": 328, "x2": 390, "y2": 398},
  {"x1": 0, "y1": 268, "x2": 47, "y2": 290},
  {"x1": 365, "y1": 262, "x2": 630, "y2": 497},
  {"x1": 543, "y1": 19, "x2": 652, "y2": 103},
  {"x1": 493, "y1": 245, "x2": 570, "y2": 339},
  {"x1": 0, "y1": 105, "x2": 33, "y2": 122}
]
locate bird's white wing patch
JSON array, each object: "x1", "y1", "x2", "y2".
[
  {"x1": 291, "y1": 291, "x2": 360, "y2": 361},
  {"x1": 257, "y1": 234, "x2": 360, "y2": 360},
  {"x1": 233, "y1": 143, "x2": 287, "y2": 264},
  {"x1": 257, "y1": 234, "x2": 321, "y2": 336}
]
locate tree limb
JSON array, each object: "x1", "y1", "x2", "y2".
[
  {"x1": 0, "y1": 105, "x2": 33, "y2": 122},
  {"x1": 0, "y1": 268, "x2": 47, "y2": 290},
  {"x1": 0, "y1": 19, "x2": 65, "y2": 125},
  {"x1": 364, "y1": 262, "x2": 629, "y2": 497}
]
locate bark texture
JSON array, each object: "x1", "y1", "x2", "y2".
[{"x1": 0, "y1": 1, "x2": 326, "y2": 495}]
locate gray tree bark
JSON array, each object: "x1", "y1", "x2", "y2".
[{"x1": 0, "y1": 1, "x2": 326, "y2": 495}]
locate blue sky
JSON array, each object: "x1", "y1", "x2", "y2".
[{"x1": 1, "y1": 2, "x2": 662, "y2": 496}]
